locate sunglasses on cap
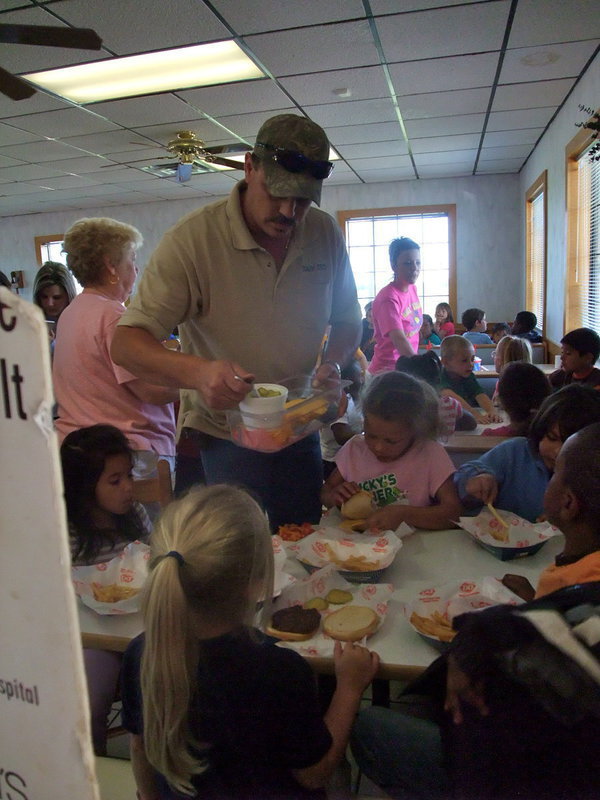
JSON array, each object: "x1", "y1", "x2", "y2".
[{"x1": 255, "y1": 142, "x2": 334, "y2": 180}]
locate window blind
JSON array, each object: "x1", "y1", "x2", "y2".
[
  {"x1": 528, "y1": 191, "x2": 545, "y2": 330},
  {"x1": 577, "y1": 150, "x2": 600, "y2": 335}
]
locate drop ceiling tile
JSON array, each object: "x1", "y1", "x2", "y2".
[
  {"x1": 41, "y1": 155, "x2": 116, "y2": 174},
  {"x1": 0, "y1": 182, "x2": 53, "y2": 196},
  {"x1": 482, "y1": 128, "x2": 544, "y2": 147},
  {"x1": 245, "y1": 20, "x2": 379, "y2": 77},
  {"x1": 353, "y1": 166, "x2": 417, "y2": 182},
  {"x1": 418, "y1": 163, "x2": 475, "y2": 178},
  {"x1": 60, "y1": 130, "x2": 161, "y2": 155},
  {"x1": 345, "y1": 154, "x2": 412, "y2": 170},
  {"x1": 500, "y1": 41, "x2": 599, "y2": 84},
  {"x1": 327, "y1": 121, "x2": 403, "y2": 145},
  {"x1": 303, "y1": 98, "x2": 397, "y2": 128},
  {"x1": 0, "y1": 122, "x2": 44, "y2": 146},
  {"x1": 337, "y1": 140, "x2": 408, "y2": 159},
  {"x1": 179, "y1": 79, "x2": 291, "y2": 118},
  {"x1": 389, "y1": 53, "x2": 499, "y2": 95},
  {"x1": 132, "y1": 119, "x2": 251, "y2": 146},
  {"x1": 209, "y1": 109, "x2": 298, "y2": 139},
  {"x1": 3, "y1": 107, "x2": 121, "y2": 138},
  {"x1": 405, "y1": 114, "x2": 486, "y2": 138},
  {"x1": 102, "y1": 147, "x2": 168, "y2": 165},
  {"x1": 492, "y1": 79, "x2": 574, "y2": 111},
  {"x1": 400, "y1": 88, "x2": 492, "y2": 119},
  {"x1": 478, "y1": 144, "x2": 532, "y2": 160},
  {"x1": 487, "y1": 107, "x2": 555, "y2": 131},
  {"x1": 0, "y1": 163, "x2": 69, "y2": 181},
  {"x1": 210, "y1": 0, "x2": 365, "y2": 34},
  {"x1": 83, "y1": 168, "x2": 159, "y2": 184},
  {"x1": 88, "y1": 95, "x2": 204, "y2": 128},
  {"x1": 410, "y1": 134, "x2": 481, "y2": 153},
  {"x1": 0, "y1": 139, "x2": 85, "y2": 162},
  {"x1": 377, "y1": 3, "x2": 510, "y2": 62},
  {"x1": 280, "y1": 66, "x2": 389, "y2": 106},
  {"x1": 22, "y1": 174, "x2": 103, "y2": 191},
  {"x1": 55, "y1": 0, "x2": 230, "y2": 55},
  {"x1": 372, "y1": 0, "x2": 482, "y2": 10},
  {"x1": 414, "y1": 149, "x2": 478, "y2": 165},
  {"x1": 0, "y1": 91, "x2": 68, "y2": 119},
  {"x1": 476, "y1": 160, "x2": 525, "y2": 173},
  {"x1": 508, "y1": 0, "x2": 600, "y2": 48}
]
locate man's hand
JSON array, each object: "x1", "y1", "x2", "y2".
[
  {"x1": 444, "y1": 654, "x2": 489, "y2": 725},
  {"x1": 465, "y1": 473, "x2": 498, "y2": 505},
  {"x1": 196, "y1": 361, "x2": 255, "y2": 410}
]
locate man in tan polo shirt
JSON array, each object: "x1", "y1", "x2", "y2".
[{"x1": 111, "y1": 114, "x2": 361, "y2": 529}]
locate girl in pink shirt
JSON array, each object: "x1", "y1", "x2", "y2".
[{"x1": 321, "y1": 372, "x2": 461, "y2": 531}]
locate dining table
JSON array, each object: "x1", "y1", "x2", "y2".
[{"x1": 78, "y1": 527, "x2": 564, "y2": 693}]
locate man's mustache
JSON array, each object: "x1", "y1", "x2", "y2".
[{"x1": 268, "y1": 214, "x2": 295, "y2": 227}]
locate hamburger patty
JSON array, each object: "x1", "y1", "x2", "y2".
[{"x1": 271, "y1": 606, "x2": 321, "y2": 634}]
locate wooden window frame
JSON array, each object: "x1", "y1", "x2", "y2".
[
  {"x1": 34, "y1": 234, "x2": 64, "y2": 266},
  {"x1": 525, "y1": 171, "x2": 547, "y2": 335},
  {"x1": 336, "y1": 204, "x2": 457, "y2": 315},
  {"x1": 565, "y1": 115, "x2": 598, "y2": 333}
]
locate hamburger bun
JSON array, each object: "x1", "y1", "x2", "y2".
[
  {"x1": 323, "y1": 605, "x2": 380, "y2": 642},
  {"x1": 341, "y1": 490, "x2": 374, "y2": 520},
  {"x1": 266, "y1": 606, "x2": 321, "y2": 641},
  {"x1": 339, "y1": 518, "x2": 369, "y2": 533}
]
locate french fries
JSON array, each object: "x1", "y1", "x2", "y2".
[
  {"x1": 92, "y1": 582, "x2": 140, "y2": 603},
  {"x1": 409, "y1": 610, "x2": 456, "y2": 642},
  {"x1": 278, "y1": 522, "x2": 315, "y2": 542},
  {"x1": 486, "y1": 503, "x2": 510, "y2": 542}
]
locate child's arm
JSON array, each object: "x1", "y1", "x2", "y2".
[
  {"x1": 129, "y1": 734, "x2": 161, "y2": 800},
  {"x1": 475, "y1": 392, "x2": 502, "y2": 423},
  {"x1": 292, "y1": 641, "x2": 379, "y2": 790},
  {"x1": 331, "y1": 421, "x2": 357, "y2": 447},
  {"x1": 321, "y1": 465, "x2": 362, "y2": 508},
  {"x1": 440, "y1": 387, "x2": 484, "y2": 423},
  {"x1": 366, "y1": 475, "x2": 462, "y2": 531}
]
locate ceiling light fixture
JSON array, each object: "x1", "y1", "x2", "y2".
[{"x1": 22, "y1": 41, "x2": 265, "y2": 104}]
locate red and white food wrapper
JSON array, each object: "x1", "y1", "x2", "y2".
[
  {"x1": 288, "y1": 527, "x2": 402, "y2": 572},
  {"x1": 404, "y1": 577, "x2": 523, "y2": 640},
  {"x1": 457, "y1": 509, "x2": 561, "y2": 549},
  {"x1": 71, "y1": 541, "x2": 150, "y2": 615},
  {"x1": 272, "y1": 564, "x2": 394, "y2": 657},
  {"x1": 271, "y1": 535, "x2": 296, "y2": 596}
]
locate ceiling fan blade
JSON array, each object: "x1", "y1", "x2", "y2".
[
  {"x1": 0, "y1": 24, "x2": 102, "y2": 50},
  {"x1": 0, "y1": 65, "x2": 36, "y2": 100},
  {"x1": 209, "y1": 156, "x2": 245, "y2": 169}
]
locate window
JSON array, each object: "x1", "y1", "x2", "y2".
[
  {"x1": 566, "y1": 121, "x2": 600, "y2": 335},
  {"x1": 34, "y1": 233, "x2": 82, "y2": 293},
  {"x1": 337, "y1": 205, "x2": 456, "y2": 317},
  {"x1": 525, "y1": 172, "x2": 547, "y2": 333}
]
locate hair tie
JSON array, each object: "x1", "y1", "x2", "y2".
[{"x1": 165, "y1": 550, "x2": 185, "y2": 567}]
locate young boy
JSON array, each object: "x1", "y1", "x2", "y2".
[
  {"x1": 461, "y1": 308, "x2": 493, "y2": 344},
  {"x1": 419, "y1": 314, "x2": 441, "y2": 346},
  {"x1": 511, "y1": 310, "x2": 543, "y2": 343},
  {"x1": 502, "y1": 422, "x2": 600, "y2": 601},
  {"x1": 439, "y1": 335, "x2": 501, "y2": 424},
  {"x1": 491, "y1": 321, "x2": 510, "y2": 344},
  {"x1": 549, "y1": 327, "x2": 600, "y2": 390}
]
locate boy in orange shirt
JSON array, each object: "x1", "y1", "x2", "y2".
[{"x1": 502, "y1": 421, "x2": 600, "y2": 600}]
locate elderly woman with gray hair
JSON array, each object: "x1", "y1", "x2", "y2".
[{"x1": 52, "y1": 217, "x2": 177, "y2": 476}]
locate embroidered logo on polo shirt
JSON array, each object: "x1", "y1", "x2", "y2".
[{"x1": 302, "y1": 262, "x2": 327, "y2": 272}]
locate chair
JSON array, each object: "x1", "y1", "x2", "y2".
[{"x1": 132, "y1": 458, "x2": 173, "y2": 508}]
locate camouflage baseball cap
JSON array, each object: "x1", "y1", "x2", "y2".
[{"x1": 253, "y1": 114, "x2": 332, "y2": 205}]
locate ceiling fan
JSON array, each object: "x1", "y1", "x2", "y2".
[
  {"x1": 112, "y1": 131, "x2": 250, "y2": 182},
  {"x1": 0, "y1": 23, "x2": 102, "y2": 100}
]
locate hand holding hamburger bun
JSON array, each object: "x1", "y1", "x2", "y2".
[{"x1": 339, "y1": 489, "x2": 374, "y2": 533}]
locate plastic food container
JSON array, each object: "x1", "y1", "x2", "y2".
[
  {"x1": 227, "y1": 374, "x2": 347, "y2": 452},
  {"x1": 238, "y1": 383, "x2": 289, "y2": 429},
  {"x1": 473, "y1": 356, "x2": 482, "y2": 371}
]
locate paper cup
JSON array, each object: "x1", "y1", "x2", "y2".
[
  {"x1": 554, "y1": 354, "x2": 562, "y2": 368},
  {"x1": 239, "y1": 383, "x2": 288, "y2": 429},
  {"x1": 473, "y1": 356, "x2": 482, "y2": 371}
]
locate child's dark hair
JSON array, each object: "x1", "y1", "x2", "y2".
[
  {"x1": 528, "y1": 385, "x2": 600, "y2": 454},
  {"x1": 396, "y1": 350, "x2": 442, "y2": 389},
  {"x1": 561, "y1": 327, "x2": 600, "y2": 362},
  {"x1": 421, "y1": 313, "x2": 434, "y2": 327},
  {"x1": 61, "y1": 424, "x2": 145, "y2": 562},
  {"x1": 461, "y1": 308, "x2": 485, "y2": 331},
  {"x1": 435, "y1": 302, "x2": 454, "y2": 322},
  {"x1": 364, "y1": 371, "x2": 440, "y2": 440},
  {"x1": 492, "y1": 322, "x2": 510, "y2": 336},
  {"x1": 389, "y1": 237, "x2": 420, "y2": 265},
  {"x1": 512, "y1": 311, "x2": 537, "y2": 334},
  {"x1": 497, "y1": 363, "x2": 551, "y2": 433},
  {"x1": 561, "y1": 422, "x2": 600, "y2": 530}
]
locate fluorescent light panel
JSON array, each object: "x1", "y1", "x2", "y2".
[{"x1": 24, "y1": 41, "x2": 265, "y2": 103}]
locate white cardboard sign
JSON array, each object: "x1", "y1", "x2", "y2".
[{"x1": 0, "y1": 289, "x2": 99, "y2": 799}]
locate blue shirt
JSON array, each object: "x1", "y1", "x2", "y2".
[
  {"x1": 454, "y1": 437, "x2": 551, "y2": 522},
  {"x1": 463, "y1": 331, "x2": 494, "y2": 344}
]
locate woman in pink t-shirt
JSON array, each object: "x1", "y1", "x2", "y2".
[
  {"x1": 368, "y1": 237, "x2": 423, "y2": 375},
  {"x1": 53, "y1": 218, "x2": 178, "y2": 471},
  {"x1": 321, "y1": 371, "x2": 461, "y2": 531}
]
